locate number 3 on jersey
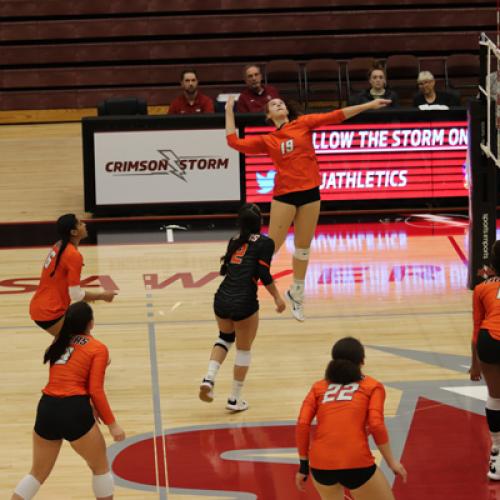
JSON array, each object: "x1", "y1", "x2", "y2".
[
  {"x1": 280, "y1": 139, "x2": 294, "y2": 155},
  {"x1": 322, "y1": 383, "x2": 360, "y2": 403}
]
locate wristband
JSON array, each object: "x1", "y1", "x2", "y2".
[{"x1": 299, "y1": 459, "x2": 309, "y2": 475}]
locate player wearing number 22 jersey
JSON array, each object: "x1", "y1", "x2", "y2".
[{"x1": 296, "y1": 375, "x2": 388, "y2": 469}]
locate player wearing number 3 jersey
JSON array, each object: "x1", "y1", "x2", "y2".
[
  {"x1": 295, "y1": 337, "x2": 406, "y2": 499},
  {"x1": 199, "y1": 204, "x2": 285, "y2": 411},
  {"x1": 11, "y1": 302, "x2": 125, "y2": 500},
  {"x1": 30, "y1": 214, "x2": 116, "y2": 337},
  {"x1": 226, "y1": 96, "x2": 391, "y2": 322}
]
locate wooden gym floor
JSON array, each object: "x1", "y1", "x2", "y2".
[{"x1": 0, "y1": 122, "x2": 497, "y2": 499}]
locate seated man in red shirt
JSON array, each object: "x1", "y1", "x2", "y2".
[
  {"x1": 236, "y1": 64, "x2": 281, "y2": 113},
  {"x1": 168, "y1": 69, "x2": 214, "y2": 115}
]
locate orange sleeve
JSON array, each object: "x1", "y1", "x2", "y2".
[
  {"x1": 227, "y1": 133, "x2": 268, "y2": 155},
  {"x1": 367, "y1": 384, "x2": 389, "y2": 445},
  {"x1": 472, "y1": 285, "x2": 485, "y2": 345},
  {"x1": 88, "y1": 344, "x2": 115, "y2": 425},
  {"x1": 298, "y1": 109, "x2": 346, "y2": 129},
  {"x1": 66, "y1": 250, "x2": 83, "y2": 287},
  {"x1": 296, "y1": 386, "x2": 318, "y2": 457}
]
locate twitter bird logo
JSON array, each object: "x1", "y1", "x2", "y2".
[{"x1": 256, "y1": 170, "x2": 276, "y2": 194}]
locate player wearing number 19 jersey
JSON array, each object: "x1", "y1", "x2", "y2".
[{"x1": 226, "y1": 97, "x2": 391, "y2": 323}]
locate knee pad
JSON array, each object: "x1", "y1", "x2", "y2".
[
  {"x1": 92, "y1": 472, "x2": 114, "y2": 498},
  {"x1": 235, "y1": 349, "x2": 251, "y2": 367},
  {"x1": 294, "y1": 247, "x2": 310, "y2": 261},
  {"x1": 214, "y1": 331, "x2": 235, "y2": 352},
  {"x1": 14, "y1": 475, "x2": 41, "y2": 499}
]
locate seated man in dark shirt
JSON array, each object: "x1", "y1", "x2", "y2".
[
  {"x1": 348, "y1": 63, "x2": 399, "y2": 107},
  {"x1": 236, "y1": 64, "x2": 280, "y2": 113},
  {"x1": 413, "y1": 71, "x2": 461, "y2": 110},
  {"x1": 168, "y1": 69, "x2": 214, "y2": 115}
]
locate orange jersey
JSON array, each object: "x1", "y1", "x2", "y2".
[
  {"x1": 296, "y1": 375, "x2": 388, "y2": 470},
  {"x1": 473, "y1": 277, "x2": 500, "y2": 344},
  {"x1": 30, "y1": 242, "x2": 83, "y2": 321},
  {"x1": 227, "y1": 110, "x2": 346, "y2": 196},
  {"x1": 43, "y1": 334, "x2": 115, "y2": 425}
]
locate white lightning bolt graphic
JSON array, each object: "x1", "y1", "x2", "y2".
[{"x1": 157, "y1": 149, "x2": 187, "y2": 182}]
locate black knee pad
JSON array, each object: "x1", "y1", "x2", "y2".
[{"x1": 214, "y1": 331, "x2": 235, "y2": 351}]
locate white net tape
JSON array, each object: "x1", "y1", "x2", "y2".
[{"x1": 479, "y1": 34, "x2": 500, "y2": 167}]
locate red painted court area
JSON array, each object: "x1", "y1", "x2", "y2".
[{"x1": 112, "y1": 398, "x2": 496, "y2": 499}]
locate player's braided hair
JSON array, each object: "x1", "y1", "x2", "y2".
[
  {"x1": 43, "y1": 302, "x2": 94, "y2": 365},
  {"x1": 50, "y1": 214, "x2": 78, "y2": 278},
  {"x1": 325, "y1": 337, "x2": 365, "y2": 385},
  {"x1": 220, "y1": 203, "x2": 262, "y2": 276},
  {"x1": 491, "y1": 241, "x2": 500, "y2": 275}
]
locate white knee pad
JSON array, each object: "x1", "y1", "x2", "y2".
[
  {"x1": 487, "y1": 396, "x2": 500, "y2": 410},
  {"x1": 294, "y1": 247, "x2": 310, "y2": 261},
  {"x1": 235, "y1": 349, "x2": 251, "y2": 367},
  {"x1": 14, "y1": 474, "x2": 41, "y2": 499},
  {"x1": 92, "y1": 472, "x2": 114, "y2": 498}
]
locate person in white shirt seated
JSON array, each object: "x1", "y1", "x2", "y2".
[{"x1": 413, "y1": 71, "x2": 461, "y2": 110}]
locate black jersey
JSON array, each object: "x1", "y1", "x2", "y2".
[{"x1": 215, "y1": 234, "x2": 275, "y2": 308}]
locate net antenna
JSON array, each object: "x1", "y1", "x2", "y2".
[
  {"x1": 478, "y1": 33, "x2": 500, "y2": 168},
  {"x1": 467, "y1": 33, "x2": 498, "y2": 289}
]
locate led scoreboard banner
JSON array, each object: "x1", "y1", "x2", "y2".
[
  {"x1": 82, "y1": 110, "x2": 468, "y2": 215},
  {"x1": 244, "y1": 118, "x2": 468, "y2": 204}
]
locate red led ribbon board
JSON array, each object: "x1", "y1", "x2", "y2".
[{"x1": 244, "y1": 121, "x2": 468, "y2": 203}]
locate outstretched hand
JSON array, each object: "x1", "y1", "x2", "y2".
[{"x1": 370, "y1": 98, "x2": 392, "y2": 109}]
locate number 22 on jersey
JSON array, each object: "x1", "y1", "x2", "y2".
[{"x1": 322, "y1": 383, "x2": 360, "y2": 403}]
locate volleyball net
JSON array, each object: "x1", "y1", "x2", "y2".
[{"x1": 467, "y1": 32, "x2": 499, "y2": 288}]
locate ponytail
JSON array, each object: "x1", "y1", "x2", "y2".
[
  {"x1": 325, "y1": 337, "x2": 365, "y2": 385},
  {"x1": 44, "y1": 301, "x2": 93, "y2": 365},
  {"x1": 325, "y1": 359, "x2": 362, "y2": 385},
  {"x1": 50, "y1": 213, "x2": 78, "y2": 278},
  {"x1": 220, "y1": 203, "x2": 262, "y2": 275}
]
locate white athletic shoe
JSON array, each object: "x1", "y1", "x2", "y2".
[
  {"x1": 199, "y1": 379, "x2": 214, "y2": 403},
  {"x1": 286, "y1": 289, "x2": 305, "y2": 322},
  {"x1": 489, "y1": 448, "x2": 500, "y2": 480},
  {"x1": 226, "y1": 398, "x2": 249, "y2": 412}
]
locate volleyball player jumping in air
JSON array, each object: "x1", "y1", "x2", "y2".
[
  {"x1": 30, "y1": 214, "x2": 116, "y2": 337},
  {"x1": 199, "y1": 203, "x2": 285, "y2": 411},
  {"x1": 225, "y1": 96, "x2": 390, "y2": 321}
]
